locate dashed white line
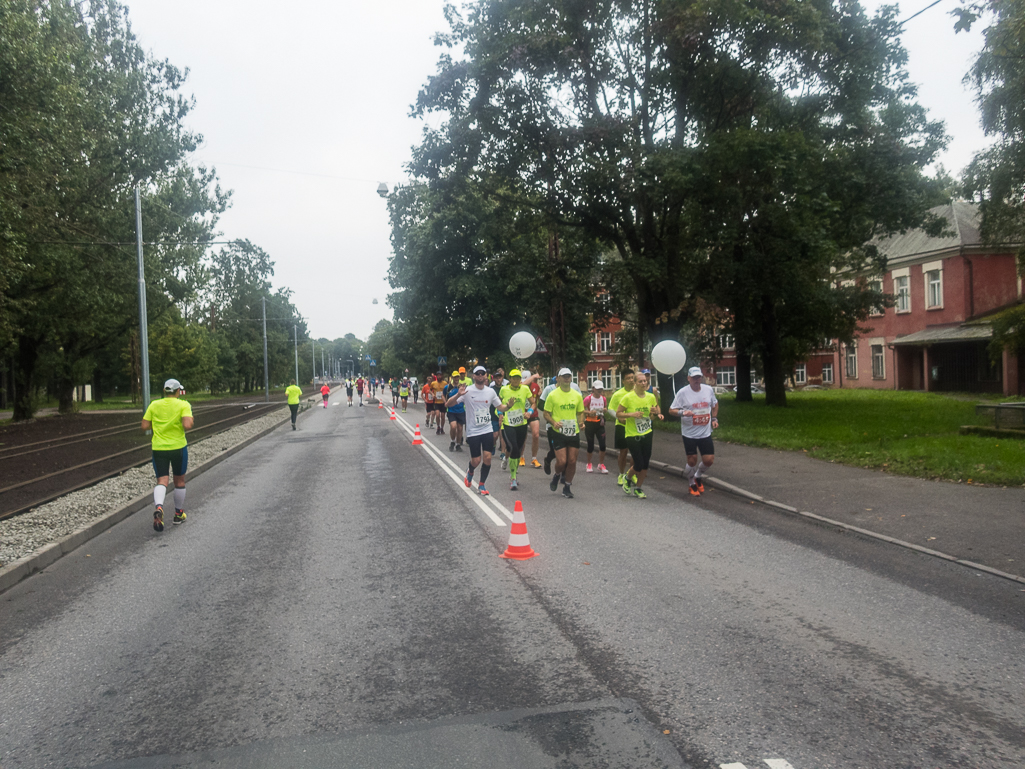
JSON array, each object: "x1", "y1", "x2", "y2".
[{"x1": 719, "y1": 761, "x2": 797, "y2": 769}]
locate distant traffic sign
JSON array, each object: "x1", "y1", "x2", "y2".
[{"x1": 535, "y1": 337, "x2": 548, "y2": 354}]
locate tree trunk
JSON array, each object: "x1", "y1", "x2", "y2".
[
  {"x1": 760, "y1": 295, "x2": 788, "y2": 407},
  {"x1": 735, "y1": 344, "x2": 753, "y2": 402},
  {"x1": 58, "y1": 379, "x2": 76, "y2": 414},
  {"x1": 12, "y1": 336, "x2": 37, "y2": 421}
]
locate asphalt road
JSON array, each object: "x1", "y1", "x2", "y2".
[{"x1": 2, "y1": 399, "x2": 1023, "y2": 769}]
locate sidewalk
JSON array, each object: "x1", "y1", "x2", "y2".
[{"x1": 643, "y1": 428, "x2": 1025, "y2": 582}]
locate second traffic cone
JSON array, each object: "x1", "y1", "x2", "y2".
[
  {"x1": 378, "y1": 399, "x2": 383, "y2": 409},
  {"x1": 500, "y1": 501, "x2": 538, "y2": 560},
  {"x1": 412, "y1": 424, "x2": 424, "y2": 445},
  {"x1": 389, "y1": 407, "x2": 397, "y2": 421}
]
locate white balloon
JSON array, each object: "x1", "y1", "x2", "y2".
[
  {"x1": 509, "y1": 331, "x2": 537, "y2": 359},
  {"x1": 650, "y1": 340, "x2": 687, "y2": 375}
]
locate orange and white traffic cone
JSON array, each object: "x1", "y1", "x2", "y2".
[
  {"x1": 500, "y1": 501, "x2": 538, "y2": 560},
  {"x1": 412, "y1": 424, "x2": 424, "y2": 445},
  {"x1": 389, "y1": 407, "x2": 397, "y2": 421}
]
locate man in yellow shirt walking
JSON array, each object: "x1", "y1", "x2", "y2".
[{"x1": 141, "y1": 379, "x2": 195, "y2": 531}]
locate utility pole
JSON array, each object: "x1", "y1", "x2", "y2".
[
  {"x1": 262, "y1": 296, "x2": 269, "y2": 402},
  {"x1": 135, "y1": 186, "x2": 151, "y2": 413},
  {"x1": 312, "y1": 340, "x2": 316, "y2": 382},
  {"x1": 294, "y1": 325, "x2": 299, "y2": 385},
  {"x1": 321, "y1": 349, "x2": 325, "y2": 381}
]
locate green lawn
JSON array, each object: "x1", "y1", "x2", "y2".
[{"x1": 659, "y1": 389, "x2": 1025, "y2": 486}]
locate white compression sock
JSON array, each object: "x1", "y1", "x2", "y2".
[
  {"x1": 173, "y1": 487, "x2": 186, "y2": 511},
  {"x1": 686, "y1": 464, "x2": 698, "y2": 483},
  {"x1": 154, "y1": 485, "x2": 166, "y2": 508},
  {"x1": 695, "y1": 462, "x2": 708, "y2": 478}
]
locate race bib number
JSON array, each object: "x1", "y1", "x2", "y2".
[
  {"x1": 474, "y1": 410, "x2": 493, "y2": 427},
  {"x1": 692, "y1": 408, "x2": 711, "y2": 426},
  {"x1": 506, "y1": 409, "x2": 525, "y2": 426},
  {"x1": 635, "y1": 417, "x2": 652, "y2": 434},
  {"x1": 559, "y1": 419, "x2": 577, "y2": 436}
]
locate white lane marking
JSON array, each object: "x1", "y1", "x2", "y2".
[
  {"x1": 720, "y1": 764, "x2": 748, "y2": 769},
  {"x1": 764, "y1": 761, "x2": 796, "y2": 769},
  {"x1": 386, "y1": 413, "x2": 506, "y2": 527},
  {"x1": 390, "y1": 413, "x2": 514, "y2": 522}
]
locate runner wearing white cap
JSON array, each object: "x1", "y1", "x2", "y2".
[
  {"x1": 447, "y1": 365, "x2": 508, "y2": 496},
  {"x1": 583, "y1": 379, "x2": 609, "y2": 473},
  {"x1": 669, "y1": 366, "x2": 719, "y2": 496},
  {"x1": 141, "y1": 379, "x2": 194, "y2": 531},
  {"x1": 543, "y1": 367, "x2": 585, "y2": 498}
]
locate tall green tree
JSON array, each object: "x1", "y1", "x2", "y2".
[{"x1": 411, "y1": 0, "x2": 946, "y2": 405}]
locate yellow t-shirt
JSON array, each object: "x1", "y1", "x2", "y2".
[
  {"x1": 619, "y1": 391, "x2": 657, "y2": 437},
  {"x1": 544, "y1": 387, "x2": 584, "y2": 436},
  {"x1": 143, "y1": 397, "x2": 193, "y2": 450},
  {"x1": 499, "y1": 384, "x2": 531, "y2": 427},
  {"x1": 285, "y1": 385, "x2": 303, "y2": 405}
]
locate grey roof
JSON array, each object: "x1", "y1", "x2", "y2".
[
  {"x1": 872, "y1": 201, "x2": 982, "y2": 261},
  {"x1": 890, "y1": 325, "x2": 993, "y2": 346}
]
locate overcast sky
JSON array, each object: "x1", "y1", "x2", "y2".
[{"x1": 123, "y1": 0, "x2": 989, "y2": 343}]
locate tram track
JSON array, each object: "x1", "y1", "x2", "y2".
[{"x1": 0, "y1": 401, "x2": 287, "y2": 522}]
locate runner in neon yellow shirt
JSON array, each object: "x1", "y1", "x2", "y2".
[
  {"x1": 285, "y1": 379, "x2": 303, "y2": 430},
  {"x1": 615, "y1": 371, "x2": 663, "y2": 499},
  {"x1": 141, "y1": 379, "x2": 194, "y2": 531},
  {"x1": 543, "y1": 368, "x2": 585, "y2": 498},
  {"x1": 499, "y1": 369, "x2": 533, "y2": 491}
]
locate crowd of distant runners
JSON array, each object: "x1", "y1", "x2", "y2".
[{"x1": 142, "y1": 365, "x2": 718, "y2": 534}]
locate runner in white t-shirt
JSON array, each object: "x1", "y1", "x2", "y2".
[
  {"x1": 447, "y1": 365, "x2": 506, "y2": 496},
  {"x1": 668, "y1": 366, "x2": 719, "y2": 496}
]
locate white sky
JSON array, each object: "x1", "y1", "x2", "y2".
[{"x1": 123, "y1": 0, "x2": 989, "y2": 342}]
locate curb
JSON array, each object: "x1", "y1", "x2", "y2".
[
  {"x1": 606, "y1": 449, "x2": 1025, "y2": 586},
  {"x1": 0, "y1": 408, "x2": 295, "y2": 596}
]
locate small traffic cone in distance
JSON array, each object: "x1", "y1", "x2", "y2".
[
  {"x1": 501, "y1": 501, "x2": 537, "y2": 560},
  {"x1": 378, "y1": 399, "x2": 383, "y2": 409},
  {"x1": 389, "y1": 407, "x2": 397, "y2": 421},
  {"x1": 412, "y1": 424, "x2": 424, "y2": 445}
]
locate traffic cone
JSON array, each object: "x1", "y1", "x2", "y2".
[
  {"x1": 500, "y1": 501, "x2": 538, "y2": 560},
  {"x1": 378, "y1": 399, "x2": 383, "y2": 409},
  {"x1": 412, "y1": 424, "x2": 424, "y2": 445},
  {"x1": 389, "y1": 407, "x2": 397, "y2": 421}
]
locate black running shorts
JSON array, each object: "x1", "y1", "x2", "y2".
[
  {"x1": 152, "y1": 447, "x2": 188, "y2": 478},
  {"x1": 682, "y1": 435, "x2": 715, "y2": 457},
  {"x1": 614, "y1": 423, "x2": 628, "y2": 450},
  {"x1": 448, "y1": 411, "x2": 466, "y2": 426},
  {"x1": 466, "y1": 433, "x2": 495, "y2": 458}
]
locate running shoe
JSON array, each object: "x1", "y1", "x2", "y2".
[
  {"x1": 292, "y1": 423, "x2": 296, "y2": 431},
  {"x1": 464, "y1": 473, "x2": 472, "y2": 488},
  {"x1": 599, "y1": 464, "x2": 609, "y2": 474},
  {"x1": 479, "y1": 486, "x2": 489, "y2": 496},
  {"x1": 173, "y1": 509, "x2": 186, "y2": 525},
  {"x1": 153, "y1": 507, "x2": 164, "y2": 532},
  {"x1": 519, "y1": 457, "x2": 526, "y2": 467},
  {"x1": 562, "y1": 485, "x2": 574, "y2": 499},
  {"x1": 437, "y1": 427, "x2": 444, "y2": 435},
  {"x1": 617, "y1": 473, "x2": 626, "y2": 486},
  {"x1": 634, "y1": 489, "x2": 647, "y2": 499},
  {"x1": 623, "y1": 480, "x2": 633, "y2": 495},
  {"x1": 549, "y1": 472, "x2": 560, "y2": 492},
  {"x1": 689, "y1": 483, "x2": 701, "y2": 496},
  {"x1": 455, "y1": 443, "x2": 463, "y2": 452},
  {"x1": 696, "y1": 479, "x2": 705, "y2": 493},
  {"x1": 543, "y1": 455, "x2": 552, "y2": 475},
  {"x1": 510, "y1": 479, "x2": 518, "y2": 491},
  {"x1": 586, "y1": 463, "x2": 593, "y2": 473},
  {"x1": 501, "y1": 456, "x2": 508, "y2": 470},
  {"x1": 450, "y1": 442, "x2": 455, "y2": 452},
  {"x1": 531, "y1": 459, "x2": 541, "y2": 469}
]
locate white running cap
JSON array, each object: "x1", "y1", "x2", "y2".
[
  {"x1": 557, "y1": 367, "x2": 572, "y2": 376},
  {"x1": 473, "y1": 365, "x2": 487, "y2": 374},
  {"x1": 163, "y1": 378, "x2": 182, "y2": 392},
  {"x1": 687, "y1": 367, "x2": 703, "y2": 377},
  {"x1": 591, "y1": 380, "x2": 604, "y2": 389}
]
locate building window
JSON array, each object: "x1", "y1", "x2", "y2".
[
  {"x1": 869, "y1": 280, "x2": 884, "y2": 316},
  {"x1": 612, "y1": 369, "x2": 622, "y2": 389},
  {"x1": 590, "y1": 334, "x2": 598, "y2": 353},
  {"x1": 846, "y1": 344, "x2": 858, "y2": 379},
  {"x1": 822, "y1": 362, "x2": 834, "y2": 384},
  {"x1": 926, "y1": 270, "x2": 943, "y2": 308},
  {"x1": 794, "y1": 363, "x2": 807, "y2": 384},
  {"x1": 871, "y1": 344, "x2": 885, "y2": 379},
  {"x1": 895, "y1": 275, "x2": 910, "y2": 312},
  {"x1": 716, "y1": 367, "x2": 736, "y2": 386},
  {"x1": 717, "y1": 334, "x2": 735, "y2": 350},
  {"x1": 599, "y1": 331, "x2": 612, "y2": 352}
]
